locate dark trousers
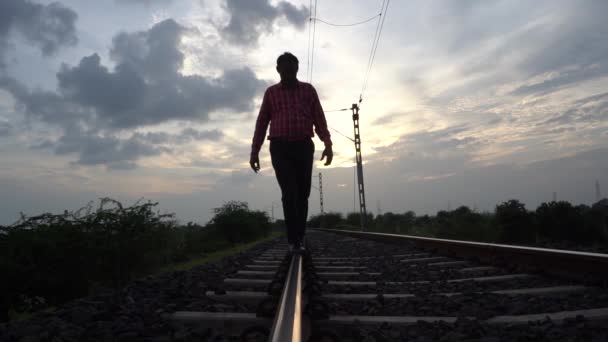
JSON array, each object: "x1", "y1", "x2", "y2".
[{"x1": 270, "y1": 138, "x2": 314, "y2": 245}]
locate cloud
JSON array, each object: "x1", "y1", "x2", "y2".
[
  {"x1": 51, "y1": 19, "x2": 268, "y2": 129},
  {"x1": 371, "y1": 125, "x2": 481, "y2": 179},
  {"x1": 3, "y1": 19, "x2": 267, "y2": 130},
  {"x1": 115, "y1": 0, "x2": 171, "y2": 5},
  {"x1": 0, "y1": 121, "x2": 12, "y2": 136},
  {"x1": 0, "y1": 0, "x2": 78, "y2": 67},
  {"x1": 57, "y1": 54, "x2": 146, "y2": 116},
  {"x1": 220, "y1": 0, "x2": 308, "y2": 46},
  {"x1": 35, "y1": 126, "x2": 224, "y2": 170},
  {"x1": 0, "y1": 18, "x2": 267, "y2": 168}
]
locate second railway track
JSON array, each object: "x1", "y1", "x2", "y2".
[{"x1": 166, "y1": 229, "x2": 608, "y2": 341}]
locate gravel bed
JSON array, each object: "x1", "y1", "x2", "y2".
[
  {"x1": 327, "y1": 289, "x2": 608, "y2": 318},
  {"x1": 308, "y1": 233, "x2": 421, "y2": 258},
  {"x1": 0, "y1": 237, "x2": 284, "y2": 341},
  {"x1": 316, "y1": 264, "x2": 513, "y2": 282},
  {"x1": 314, "y1": 316, "x2": 608, "y2": 341},
  {"x1": 323, "y1": 276, "x2": 570, "y2": 295}
]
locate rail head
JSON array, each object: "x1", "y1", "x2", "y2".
[
  {"x1": 312, "y1": 228, "x2": 608, "y2": 282},
  {"x1": 268, "y1": 253, "x2": 303, "y2": 342}
]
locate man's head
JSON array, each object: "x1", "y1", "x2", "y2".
[{"x1": 276, "y1": 52, "x2": 299, "y2": 83}]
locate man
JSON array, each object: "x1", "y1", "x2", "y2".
[{"x1": 250, "y1": 52, "x2": 333, "y2": 252}]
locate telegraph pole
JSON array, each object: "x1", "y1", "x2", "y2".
[
  {"x1": 352, "y1": 103, "x2": 367, "y2": 230},
  {"x1": 318, "y1": 172, "x2": 324, "y2": 214},
  {"x1": 596, "y1": 180, "x2": 602, "y2": 202}
]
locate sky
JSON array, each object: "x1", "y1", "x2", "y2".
[{"x1": 0, "y1": 0, "x2": 607, "y2": 225}]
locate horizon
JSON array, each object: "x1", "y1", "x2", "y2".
[{"x1": 1, "y1": 0, "x2": 607, "y2": 225}]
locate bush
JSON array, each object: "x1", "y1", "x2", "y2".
[
  {"x1": 0, "y1": 198, "x2": 273, "y2": 322},
  {"x1": 496, "y1": 200, "x2": 535, "y2": 243},
  {"x1": 211, "y1": 201, "x2": 271, "y2": 246}
]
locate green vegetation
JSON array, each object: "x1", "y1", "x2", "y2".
[
  {"x1": 310, "y1": 199, "x2": 608, "y2": 248},
  {"x1": 0, "y1": 199, "x2": 276, "y2": 322}
]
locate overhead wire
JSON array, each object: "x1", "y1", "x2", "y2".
[
  {"x1": 312, "y1": 13, "x2": 381, "y2": 27},
  {"x1": 306, "y1": 0, "x2": 313, "y2": 82},
  {"x1": 329, "y1": 126, "x2": 354, "y2": 142},
  {"x1": 360, "y1": 0, "x2": 390, "y2": 105},
  {"x1": 360, "y1": 0, "x2": 384, "y2": 102},
  {"x1": 309, "y1": 0, "x2": 319, "y2": 83},
  {"x1": 324, "y1": 108, "x2": 350, "y2": 112}
]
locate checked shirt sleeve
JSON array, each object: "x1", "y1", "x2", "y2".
[
  {"x1": 251, "y1": 89, "x2": 272, "y2": 156},
  {"x1": 311, "y1": 86, "x2": 332, "y2": 147}
]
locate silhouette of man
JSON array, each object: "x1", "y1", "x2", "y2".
[{"x1": 250, "y1": 52, "x2": 333, "y2": 251}]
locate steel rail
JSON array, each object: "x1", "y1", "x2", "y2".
[
  {"x1": 268, "y1": 253, "x2": 303, "y2": 342},
  {"x1": 312, "y1": 228, "x2": 608, "y2": 282}
]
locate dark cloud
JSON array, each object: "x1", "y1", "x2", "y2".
[
  {"x1": 0, "y1": 75, "x2": 86, "y2": 127},
  {"x1": 110, "y1": 19, "x2": 185, "y2": 81},
  {"x1": 37, "y1": 126, "x2": 224, "y2": 170},
  {"x1": 51, "y1": 19, "x2": 268, "y2": 129},
  {"x1": 220, "y1": 0, "x2": 308, "y2": 46},
  {"x1": 57, "y1": 54, "x2": 146, "y2": 115},
  {"x1": 53, "y1": 126, "x2": 166, "y2": 170},
  {"x1": 0, "y1": 0, "x2": 77, "y2": 67},
  {"x1": 0, "y1": 18, "x2": 267, "y2": 168}
]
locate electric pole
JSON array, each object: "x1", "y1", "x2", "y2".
[
  {"x1": 352, "y1": 103, "x2": 367, "y2": 230},
  {"x1": 318, "y1": 172, "x2": 324, "y2": 214},
  {"x1": 596, "y1": 180, "x2": 602, "y2": 202}
]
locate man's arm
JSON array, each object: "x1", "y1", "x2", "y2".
[
  {"x1": 250, "y1": 89, "x2": 271, "y2": 173},
  {"x1": 310, "y1": 86, "x2": 333, "y2": 166}
]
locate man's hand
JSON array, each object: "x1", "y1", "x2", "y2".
[
  {"x1": 250, "y1": 154, "x2": 260, "y2": 173},
  {"x1": 320, "y1": 145, "x2": 333, "y2": 166}
]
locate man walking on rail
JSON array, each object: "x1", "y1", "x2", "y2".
[{"x1": 249, "y1": 52, "x2": 333, "y2": 252}]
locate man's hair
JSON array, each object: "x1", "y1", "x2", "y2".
[{"x1": 277, "y1": 52, "x2": 299, "y2": 66}]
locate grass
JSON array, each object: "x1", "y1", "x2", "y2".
[{"x1": 152, "y1": 231, "x2": 284, "y2": 275}]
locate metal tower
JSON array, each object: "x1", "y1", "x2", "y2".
[
  {"x1": 351, "y1": 103, "x2": 367, "y2": 230},
  {"x1": 318, "y1": 172, "x2": 324, "y2": 214}
]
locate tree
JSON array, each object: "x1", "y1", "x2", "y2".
[
  {"x1": 496, "y1": 200, "x2": 535, "y2": 243},
  {"x1": 535, "y1": 201, "x2": 585, "y2": 242},
  {"x1": 211, "y1": 201, "x2": 270, "y2": 245}
]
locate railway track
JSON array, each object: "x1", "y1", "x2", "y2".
[{"x1": 166, "y1": 229, "x2": 608, "y2": 341}]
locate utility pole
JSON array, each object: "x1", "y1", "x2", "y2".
[
  {"x1": 269, "y1": 201, "x2": 277, "y2": 222},
  {"x1": 351, "y1": 103, "x2": 367, "y2": 230},
  {"x1": 596, "y1": 180, "x2": 602, "y2": 202},
  {"x1": 318, "y1": 172, "x2": 324, "y2": 214},
  {"x1": 552, "y1": 192, "x2": 557, "y2": 202}
]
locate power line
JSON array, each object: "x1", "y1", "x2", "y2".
[
  {"x1": 324, "y1": 108, "x2": 350, "y2": 112},
  {"x1": 309, "y1": 0, "x2": 319, "y2": 82},
  {"x1": 360, "y1": 0, "x2": 384, "y2": 102},
  {"x1": 306, "y1": 0, "x2": 313, "y2": 82},
  {"x1": 329, "y1": 126, "x2": 354, "y2": 142},
  {"x1": 312, "y1": 13, "x2": 381, "y2": 27},
  {"x1": 360, "y1": 0, "x2": 390, "y2": 104}
]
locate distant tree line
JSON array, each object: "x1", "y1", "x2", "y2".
[
  {"x1": 309, "y1": 199, "x2": 608, "y2": 249},
  {"x1": 0, "y1": 199, "x2": 272, "y2": 322}
]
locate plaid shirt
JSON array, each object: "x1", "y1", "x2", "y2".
[{"x1": 251, "y1": 80, "x2": 332, "y2": 156}]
